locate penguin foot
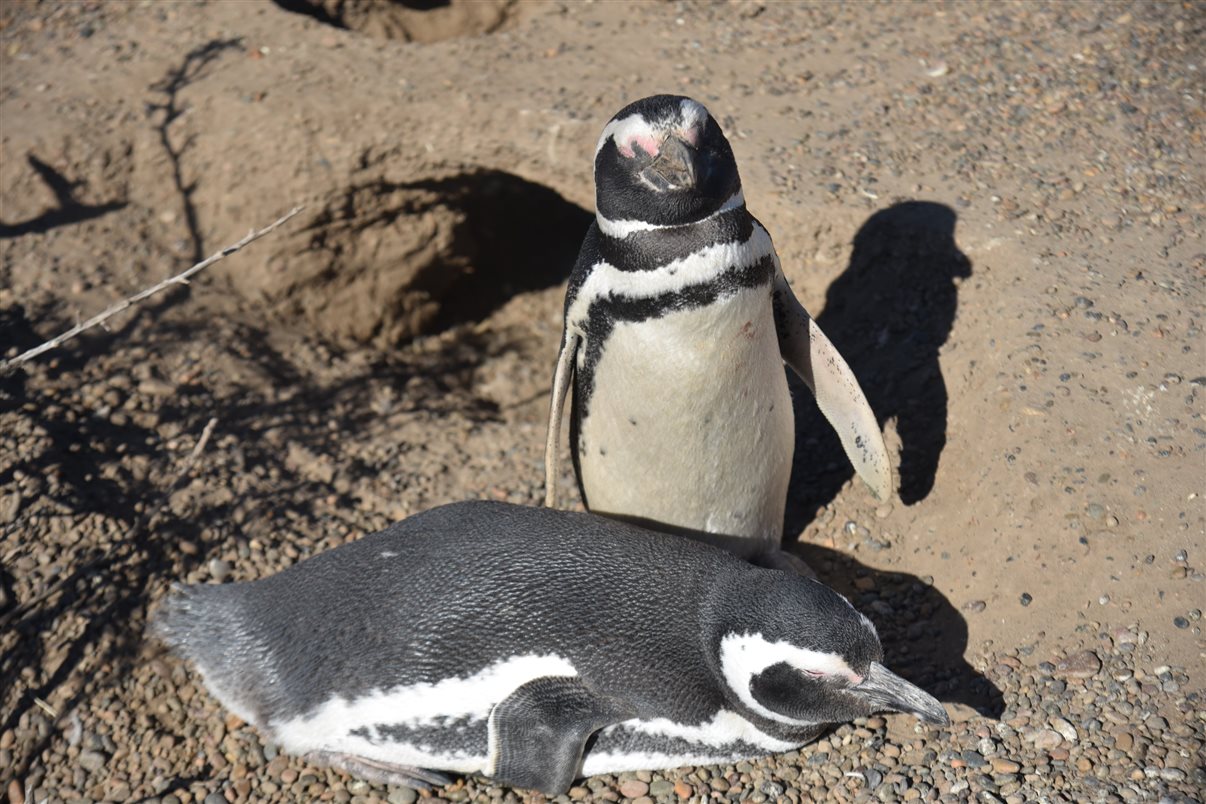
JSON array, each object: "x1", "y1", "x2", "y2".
[
  {"x1": 752, "y1": 549, "x2": 818, "y2": 579},
  {"x1": 302, "y1": 751, "x2": 452, "y2": 790}
]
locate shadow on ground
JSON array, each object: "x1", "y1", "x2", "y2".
[
  {"x1": 786, "y1": 201, "x2": 973, "y2": 531},
  {"x1": 0, "y1": 230, "x2": 545, "y2": 780},
  {"x1": 145, "y1": 37, "x2": 246, "y2": 263},
  {"x1": 798, "y1": 541, "x2": 1004, "y2": 717},
  {"x1": 0, "y1": 156, "x2": 127, "y2": 239},
  {"x1": 295, "y1": 169, "x2": 591, "y2": 343},
  {"x1": 776, "y1": 201, "x2": 992, "y2": 714},
  {"x1": 597, "y1": 511, "x2": 1000, "y2": 716}
]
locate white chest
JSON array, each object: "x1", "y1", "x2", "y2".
[{"x1": 577, "y1": 283, "x2": 794, "y2": 543}]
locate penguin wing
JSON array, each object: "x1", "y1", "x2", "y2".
[
  {"x1": 487, "y1": 675, "x2": 632, "y2": 795},
  {"x1": 771, "y1": 263, "x2": 893, "y2": 501},
  {"x1": 543, "y1": 330, "x2": 580, "y2": 508}
]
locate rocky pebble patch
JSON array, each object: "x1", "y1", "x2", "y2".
[
  {"x1": 3, "y1": 634, "x2": 1202, "y2": 803},
  {"x1": 2, "y1": 0, "x2": 1203, "y2": 803}
]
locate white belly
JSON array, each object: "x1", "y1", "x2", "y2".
[
  {"x1": 578, "y1": 286, "x2": 794, "y2": 547},
  {"x1": 268, "y1": 654, "x2": 577, "y2": 776}
]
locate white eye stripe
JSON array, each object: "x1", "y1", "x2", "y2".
[
  {"x1": 596, "y1": 113, "x2": 658, "y2": 158},
  {"x1": 718, "y1": 633, "x2": 857, "y2": 725},
  {"x1": 595, "y1": 99, "x2": 712, "y2": 159}
]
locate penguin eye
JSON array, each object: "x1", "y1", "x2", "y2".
[{"x1": 801, "y1": 669, "x2": 826, "y2": 679}]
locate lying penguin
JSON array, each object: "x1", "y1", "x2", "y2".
[
  {"x1": 153, "y1": 501, "x2": 946, "y2": 795},
  {"x1": 545, "y1": 95, "x2": 891, "y2": 560}
]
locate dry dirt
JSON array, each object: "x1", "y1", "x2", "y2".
[{"x1": 0, "y1": 1, "x2": 1203, "y2": 803}]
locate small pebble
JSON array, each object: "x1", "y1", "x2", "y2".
[
  {"x1": 619, "y1": 780, "x2": 649, "y2": 798},
  {"x1": 387, "y1": 788, "x2": 418, "y2": 804},
  {"x1": 208, "y1": 558, "x2": 233, "y2": 582},
  {"x1": 1028, "y1": 729, "x2": 1064, "y2": 751},
  {"x1": 1050, "y1": 717, "x2": 1078, "y2": 743},
  {"x1": 77, "y1": 749, "x2": 107, "y2": 773},
  {"x1": 990, "y1": 758, "x2": 1021, "y2": 774},
  {"x1": 1054, "y1": 650, "x2": 1102, "y2": 679},
  {"x1": 648, "y1": 780, "x2": 675, "y2": 797}
]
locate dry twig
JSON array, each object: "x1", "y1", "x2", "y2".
[{"x1": 0, "y1": 206, "x2": 304, "y2": 377}]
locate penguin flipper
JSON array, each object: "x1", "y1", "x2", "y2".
[
  {"x1": 751, "y1": 548, "x2": 818, "y2": 579},
  {"x1": 771, "y1": 268, "x2": 893, "y2": 501},
  {"x1": 488, "y1": 675, "x2": 630, "y2": 795},
  {"x1": 301, "y1": 751, "x2": 451, "y2": 790},
  {"x1": 544, "y1": 332, "x2": 579, "y2": 508}
]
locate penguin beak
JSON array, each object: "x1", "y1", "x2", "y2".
[
  {"x1": 852, "y1": 662, "x2": 949, "y2": 725},
  {"x1": 639, "y1": 135, "x2": 697, "y2": 191}
]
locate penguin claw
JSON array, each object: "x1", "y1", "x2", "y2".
[{"x1": 302, "y1": 751, "x2": 451, "y2": 790}]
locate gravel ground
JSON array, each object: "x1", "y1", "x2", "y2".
[{"x1": 1, "y1": 1, "x2": 1203, "y2": 803}]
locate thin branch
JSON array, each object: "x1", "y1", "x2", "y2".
[
  {"x1": 188, "y1": 417, "x2": 218, "y2": 462},
  {"x1": 0, "y1": 205, "x2": 304, "y2": 377},
  {"x1": 32, "y1": 697, "x2": 59, "y2": 719}
]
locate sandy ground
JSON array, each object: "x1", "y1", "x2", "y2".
[{"x1": 1, "y1": 1, "x2": 1202, "y2": 803}]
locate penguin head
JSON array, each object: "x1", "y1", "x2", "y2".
[
  {"x1": 593, "y1": 95, "x2": 743, "y2": 228},
  {"x1": 711, "y1": 573, "x2": 949, "y2": 730}
]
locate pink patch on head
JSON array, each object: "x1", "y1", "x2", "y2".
[
  {"x1": 680, "y1": 125, "x2": 702, "y2": 147},
  {"x1": 624, "y1": 133, "x2": 660, "y2": 158},
  {"x1": 849, "y1": 672, "x2": 865, "y2": 685}
]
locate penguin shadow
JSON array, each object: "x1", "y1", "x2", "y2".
[
  {"x1": 778, "y1": 202, "x2": 994, "y2": 713},
  {"x1": 797, "y1": 543, "x2": 1004, "y2": 717},
  {"x1": 785, "y1": 200, "x2": 972, "y2": 524}
]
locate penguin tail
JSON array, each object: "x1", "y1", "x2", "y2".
[
  {"x1": 149, "y1": 582, "x2": 214, "y2": 653},
  {"x1": 149, "y1": 583, "x2": 267, "y2": 728}
]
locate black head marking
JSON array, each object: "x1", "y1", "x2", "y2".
[
  {"x1": 746, "y1": 656, "x2": 949, "y2": 729},
  {"x1": 744, "y1": 572, "x2": 884, "y2": 673},
  {"x1": 710, "y1": 570, "x2": 946, "y2": 730},
  {"x1": 594, "y1": 95, "x2": 742, "y2": 227}
]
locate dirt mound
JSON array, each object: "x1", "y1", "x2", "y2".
[
  {"x1": 238, "y1": 166, "x2": 589, "y2": 346},
  {"x1": 272, "y1": 0, "x2": 520, "y2": 43}
]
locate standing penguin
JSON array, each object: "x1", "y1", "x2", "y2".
[
  {"x1": 545, "y1": 95, "x2": 891, "y2": 560},
  {"x1": 153, "y1": 501, "x2": 946, "y2": 795}
]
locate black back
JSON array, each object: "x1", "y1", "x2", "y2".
[
  {"x1": 157, "y1": 502, "x2": 882, "y2": 740},
  {"x1": 162, "y1": 502, "x2": 740, "y2": 720}
]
